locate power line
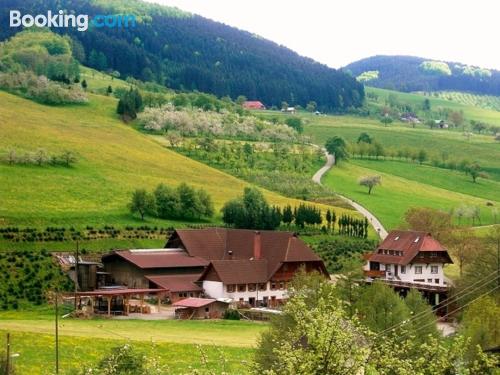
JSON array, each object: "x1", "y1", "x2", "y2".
[
  {"x1": 396, "y1": 284, "x2": 500, "y2": 343},
  {"x1": 377, "y1": 271, "x2": 499, "y2": 337}
]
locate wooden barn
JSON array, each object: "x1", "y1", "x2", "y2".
[{"x1": 172, "y1": 297, "x2": 229, "y2": 319}]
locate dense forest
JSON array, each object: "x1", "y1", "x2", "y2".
[
  {"x1": 0, "y1": 0, "x2": 364, "y2": 111},
  {"x1": 345, "y1": 55, "x2": 500, "y2": 95}
]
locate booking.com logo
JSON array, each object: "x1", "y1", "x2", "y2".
[{"x1": 9, "y1": 10, "x2": 136, "y2": 32}]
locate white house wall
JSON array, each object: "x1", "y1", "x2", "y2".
[
  {"x1": 366, "y1": 261, "x2": 446, "y2": 286},
  {"x1": 202, "y1": 281, "x2": 287, "y2": 301}
]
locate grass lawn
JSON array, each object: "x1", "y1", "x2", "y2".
[
  {"x1": 1, "y1": 330, "x2": 254, "y2": 374},
  {"x1": 351, "y1": 159, "x2": 500, "y2": 203},
  {"x1": 323, "y1": 161, "x2": 497, "y2": 229},
  {"x1": 0, "y1": 307, "x2": 264, "y2": 374}
]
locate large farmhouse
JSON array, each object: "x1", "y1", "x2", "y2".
[
  {"x1": 102, "y1": 228, "x2": 327, "y2": 307},
  {"x1": 363, "y1": 230, "x2": 453, "y2": 306}
]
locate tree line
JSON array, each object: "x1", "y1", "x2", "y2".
[
  {"x1": 0, "y1": 0, "x2": 365, "y2": 112},
  {"x1": 129, "y1": 182, "x2": 214, "y2": 221}
]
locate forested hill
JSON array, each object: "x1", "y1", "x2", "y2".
[
  {"x1": 345, "y1": 55, "x2": 500, "y2": 95},
  {"x1": 0, "y1": 0, "x2": 364, "y2": 112}
]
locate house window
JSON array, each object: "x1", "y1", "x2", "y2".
[
  {"x1": 279, "y1": 281, "x2": 285, "y2": 290},
  {"x1": 427, "y1": 279, "x2": 432, "y2": 283},
  {"x1": 400, "y1": 265, "x2": 406, "y2": 274},
  {"x1": 435, "y1": 279, "x2": 440, "y2": 284},
  {"x1": 270, "y1": 282, "x2": 277, "y2": 290},
  {"x1": 414, "y1": 279, "x2": 425, "y2": 282},
  {"x1": 259, "y1": 283, "x2": 267, "y2": 291},
  {"x1": 431, "y1": 266, "x2": 438, "y2": 274},
  {"x1": 238, "y1": 284, "x2": 246, "y2": 292},
  {"x1": 205, "y1": 307, "x2": 209, "y2": 312},
  {"x1": 415, "y1": 266, "x2": 422, "y2": 274},
  {"x1": 226, "y1": 285, "x2": 235, "y2": 293},
  {"x1": 248, "y1": 283, "x2": 257, "y2": 292}
]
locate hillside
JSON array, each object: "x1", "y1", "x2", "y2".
[
  {"x1": 0, "y1": 90, "x2": 356, "y2": 229},
  {"x1": 256, "y1": 108, "x2": 500, "y2": 228},
  {"x1": 0, "y1": 0, "x2": 364, "y2": 112},
  {"x1": 345, "y1": 55, "x2": 500, "y2": 96}
]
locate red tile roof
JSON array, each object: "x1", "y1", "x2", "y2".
[
  {"x1": 367, "y1": 230, "x2": 452, "y2": 265},
  {"x1": 102, "y1": 249, "x2": 209, "y2": 269},
  {"x1": 172, "y1": 297, "x2": 217, "y2": 308},
  {"x1": 167, "y1": 228, "x2": 326, "y2": 280},
  {"x1": 145, "y1": 274, "x2": 203, "y2": 292},
  {"x1": 242, "y1": 101, "x2": 265, "y2": 109}
]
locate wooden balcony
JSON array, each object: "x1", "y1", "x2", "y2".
[{"x1": 364, "y1": 270, "x2": 385, "y2": 278}]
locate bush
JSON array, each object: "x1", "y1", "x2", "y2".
[{"x1": 223, "y1": 309, "x2": 241, "y2": 320}]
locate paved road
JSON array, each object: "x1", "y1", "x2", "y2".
[{"x1": 312, "y1": 150, "x2": 388, "y2": 240}]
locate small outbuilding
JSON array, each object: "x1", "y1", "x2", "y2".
[
  {"x1": 242, "y1": 101, "x2": 265, "y2": 110},
  {"x1": 172, "y1": 297, "x2": 229, "y2": 319}
]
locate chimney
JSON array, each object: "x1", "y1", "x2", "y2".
[{"x1": 253, "y1": 231, "x2": 261, "y2": 260}]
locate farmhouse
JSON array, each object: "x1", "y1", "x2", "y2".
[
  {"x1": 242, "y1": 100, "x2": 265, "y2": 110},
  {"x1": 100, "y1": 228, "x2": 327, "y2": 309},
  {"x1": 363, "y1": 230, "x2": 453, "y2": 306},
  {"x1": 166, "y1": 228, "x2": 328, "y2": 308}
]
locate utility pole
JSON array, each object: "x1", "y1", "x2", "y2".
[
  {"x1": 5, "y1": 333, "x2": 10, "y2": 375},
  {"x1": 74, "y1": 240, "x2": 79, "y2": 310},
  {"x1": 55, "y1": 290, "x2": 59, "y2": 374}
]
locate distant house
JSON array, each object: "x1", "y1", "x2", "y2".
[
  {"x1": 172, "y1": 297, "x2": 229, "y2": 319},
  {"x1": 363, "y1": 230, "x2": 453, "y2": 307},
  {"x1": 435, "y1": 120, "x2": 449, "y2": 129},
  {"x1": 400, "y1": 112, "x2": 421, "y2": 124},
  {"x1": 168, "y1": 228, "x2": 328, "y2": 308},
  {"x1": 281, "y1": 107, "x2": 296, "y2": 114},
  {"x1": 242, "y1": 101, "x2": 265, "y2": 110}
]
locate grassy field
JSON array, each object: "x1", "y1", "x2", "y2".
[
  {"x1": 366, "y1": 86, "x2": 500, "y2": 125},
  {"x1": 0, "y1": 331, "x2": 254, "y2": 375},
  {"x1": 322, "y1": 161, "x2": 497, "y2": 229},
  {"x1": 0, "y1": 90, "x2": 357, "y2": 230},
  {"x1": 0, "y1": 306, "x2": 262, "y2": 374},
  {"x1": 420, "y1": 90, "x2": 500, "y2": 112}
]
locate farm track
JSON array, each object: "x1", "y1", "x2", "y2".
[{"x1": 312, "y1": 150, "x2": 388, "y2": 239}]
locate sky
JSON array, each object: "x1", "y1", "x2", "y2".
[{"x1": 146, "y1": 0, "x2": 499, "y2": 70}]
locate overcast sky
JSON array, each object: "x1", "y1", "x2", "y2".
[{"x1": 146, "y1": 0, "x2": 499, "y2": 70}]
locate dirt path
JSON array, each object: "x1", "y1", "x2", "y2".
[{"x1": 312, "y1": 150, "x2": 388, "y2": 240}]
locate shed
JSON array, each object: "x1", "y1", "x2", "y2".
[{"x1": 172, "y1": 297, "x2": 229, "y2": 319}]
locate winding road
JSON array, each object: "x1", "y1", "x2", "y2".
[{"x1": 312, "y1": 149, "x2": 388, "y2": 240}]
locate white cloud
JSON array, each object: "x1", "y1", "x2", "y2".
[{"x1": 146, "y1": 0, "x2": 499, "y2": 70}]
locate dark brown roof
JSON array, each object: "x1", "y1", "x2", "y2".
[
  {"x1": 203, "y1": 260, "x2": 269, "y2": 284},
  {"x1": 102, "y1": 249, "x2": 209, "y2": 269},
  {"x1": 367, "y1": 230, "x2": 452, "y2": 265},
  {"x1": 145, "y1": 274, "x2": 203, "y2": 292},
  {"x1": 168, "y1": 228, "x2": 325, "y2": 279}
]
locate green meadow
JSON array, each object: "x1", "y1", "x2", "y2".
[
  {"x1": 0, "y1": 90, "x2": 356, "y2": 230},
  {"x1": 366, "y1": 86, "x2": 500, "y2": 125},
  {"x1": 322, "y1": 161, "x2": 497, "y2": 229},
  {"x1": 0, "y1": 307, "x2": 262, "y2": 374}
]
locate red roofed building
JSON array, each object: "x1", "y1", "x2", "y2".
[
  {"x1": 102, "y1": 249, "x2": 208, "y2": 290},
  {"x1": 167, "y1": 228, "x2": 328, "y2": 308},
  {"x1": 242, "y1": 101, "x2": 265, "y2": 110},
  {"x1": 101, "y1": 228, "x2": 327, "y2": 308},
  {"x1": 145, "y1": 274, "x2": 203, "y2": 302},
  {"x1": 363, "y1": 230, "x2": 453, "y2": 305},
  {"x1": 172, "y1": 297, "x2": 229, "y2": 319}
]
